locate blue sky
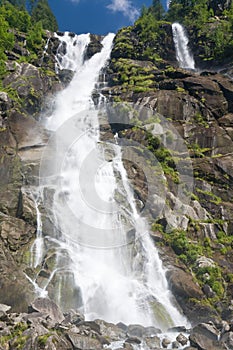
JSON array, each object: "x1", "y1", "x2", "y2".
[{"x1": 48, "y1": 0, "x2": 168, "y2": 35}]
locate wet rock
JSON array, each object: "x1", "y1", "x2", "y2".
[
  {"x1": 176, "y1": 333, "x2": 188, "y2": 346},
  {"x1": 172, "y1": 340, "x2": 180, "y2": 348},
  {"x1": 58, "y1": 69, "x2": 74, "y2": 86},
  {"x1": 168, "y1": 326, "x2": 187, "y2": 333},
  {"x1": 127, "y1": 324, "x2": 146, "y2": 338},
  {"x1": 29, "y1": 298, "x2": 64, "y2": 324},
  {"x1": 123, "y1": 343, "x2": 134, "y2": 350},
  {"x1": 144, "y1": 336, "x2": 161, "y2": 349},
  {"x1": 144, "y1": 326, "x2": 162, "y2": 336},
  {"x1": 162, "y1": 337, "x2": 171, "y2": 348},
  {"x1": 125, "y1": 336, "x2": 141, "y2": 344}
]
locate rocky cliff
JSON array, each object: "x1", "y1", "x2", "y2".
[
  {"x1": 101, "y1": 22, "x2": 233, "y2": 324},
  {"x1": 0, "y1": 5, "x2": 233, "y2": 350}
]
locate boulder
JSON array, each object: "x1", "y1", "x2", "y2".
[
  {"x1": 166, "y1": 268, "x2": 218, "y2": 324},
  {"x1": 161, "y1": 337, "x2": 171, "y2": 348},
  {"x1": 144, "y1": 336, "x2": 161, "y2": 349},
  {"x1": 127, "y1": 324, "x2": 146, "y2": 338},
  {"x1": 189, "y1": 323, "x2": 225, "y2": 350},
  {"x1": 176, "y1": 333, "x2": 188, "y2": 346},
  {"x1": 125, "y1": 336, "x2": 141, "y2": 344},
  {"x1": 96, "y1": 319, "x2": 126, "y2": 340},
  {"x1": 29, "y1": 298, "x2": 64, "y2": 324},
  {"x1": 66, "y1": 333, "x2": 103, "y2": 350}
]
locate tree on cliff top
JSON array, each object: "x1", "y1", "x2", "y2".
[{"x1": 31, "y1": 0, "x2": 58, "y2": 32}]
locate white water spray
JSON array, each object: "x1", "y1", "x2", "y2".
[
  {"x1": 38, "y1": 31, "x2": 189, "y2": 330},
  {"x1": 30, "y1": 190, "x2": 44, "y2": 268},
  {"x1": 172, "y1": 23, "x2": 195, "y2": 70}
]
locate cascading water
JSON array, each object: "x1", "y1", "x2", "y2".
[
  {"x1": 172, "y1": 23, "x2": 195, "y2": 70},
  {"x1": 38, "y1": 31, "x2": 189, "y2": 330}
]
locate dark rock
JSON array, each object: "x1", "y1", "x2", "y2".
[
  {"x1": 166, "y1": 268, "x2": 216, "y2": 324},
  {"x1": 172, "y1": 340, "x2": 180, "y2": 348},
  {"x1": 125, "y1": 336, "x2": 141, "y2": 344},
  {"x1": 58, "y1": 69, "x2": 74, "y2": 86},
  {"x1": 162, "y1": 337, "x2": 171, "y2": 348},
  {"x1": 189, "y1": 323, "x2": 225, "y2": 350},
  {"x1": 84, "y1": 34, "x2": 103, "y2": 60},
  {"x1": 203, "y1": 284, "x2": 216, "y2": 298},
  {"x1": 168, "y1": 326, "x2": 187, "y2": 333},
  {"x1": 176, "y1": 333, "x2": 188, "y2": 346}
]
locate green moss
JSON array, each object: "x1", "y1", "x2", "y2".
[
  {"x1": 176, "y1": 86, "x2": 185, "y2": 93},
  {"x1": 196, "y1": 188, "x2": 222, "y2": 205},
  {"x1": 37, "y1": 333, "x2": 53, "y2": 346}
]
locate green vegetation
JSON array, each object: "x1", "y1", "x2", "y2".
[
  {"x1": 37, "y1": 333, "x2": 53, "y2": 346},
  {"x1": 0, "y1": 0, "x2": 58, "y2": 78},
  {"x1": 110, "y1": 58, "x2": 156, "y2": 93},
  {"x1": 153, "y1": 210, "x2": 233, "y2": 305},
  {"x1": 31, "y1": 0, "x2": 58, "y2": 32},
  {"x1": 0, "y1": 322, "x2": 28, "y2": 348}
]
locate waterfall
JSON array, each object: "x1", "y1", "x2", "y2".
[
  {"x1": 38, "y1": 31, "x2": 189, "y2": 330},
  {"x1": 172, "y1": 23, "x2": 195, "y2": 70}
]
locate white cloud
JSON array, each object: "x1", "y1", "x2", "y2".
[{"x1": 107, "y1": 0, "x2": 139, "y2": 22}]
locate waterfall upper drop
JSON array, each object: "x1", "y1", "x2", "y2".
[
  {"x1": 38, "y1": 31, "x2": 189, "y2": 330},
  {"x1": 172, "y1": 23, "x2": 195, "y2": 70}
]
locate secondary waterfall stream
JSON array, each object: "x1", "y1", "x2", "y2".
[
  {"x1": 172, "y1": 23, "x2": 195, "y2": 70},
  {"x1": 34, "y1": 32, "x2": 189, "y2": 330}
]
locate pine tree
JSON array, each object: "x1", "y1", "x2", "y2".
[
  {"x1": 31, "y1": 0, "x2": 58, "y2": 31},
  {"x1": 151, "y1": 0, "x2": 165, "y2": 20},
  {"x1": 1, "y1": 0, "x2": 26, "y2": 8}
]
